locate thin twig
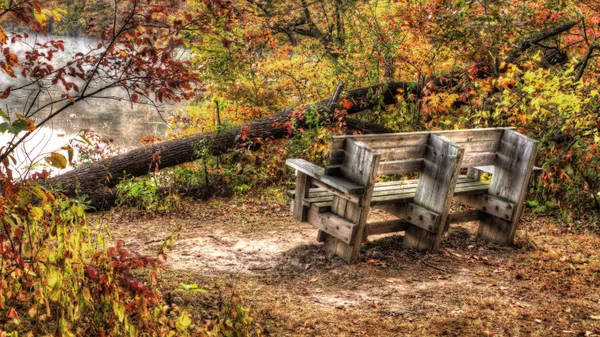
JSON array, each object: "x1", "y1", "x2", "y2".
[{"x1": 417, "y1": 254, "x2": 449, "y2": 273}]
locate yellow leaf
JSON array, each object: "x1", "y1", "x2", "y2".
[
  {"x1": 82, "y1": 287, "x2": 92, "y2": 303},
  {"x1": 30, "y1": 207, "x2": 43, "y2": 221},
  {"x1": 28, "y1": 306, "x2": 37, "y2": 318},
  {"x1": 34, "y1": 9, "x2": 47, "y2": 25},
  {"x1": 176, "y1": 312, "x2": 192, "y2": 332},
  {"x1": 45, "y1": 152, "x2": 67, "y2": 169}
]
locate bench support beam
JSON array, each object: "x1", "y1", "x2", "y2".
[
  {"x1": 404, "y1": 134, "x2": 465, "y2": 252},
  {"x1": 478, "y1": 130, "x2": 538, "y2": 244}
]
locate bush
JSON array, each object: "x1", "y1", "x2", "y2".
[{"x1": 0, "y1": 180, "x2": 260, "y2": 336}]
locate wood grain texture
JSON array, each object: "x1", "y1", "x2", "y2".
[
  {"x1": 407, "y1": 203, "x2": 441, "y2": 233},
  {"x1": 479, "y1": 130, "x2": 539, "y2": 243},
  {"x1": 322, "y1": 138, "x2": 381, "y2": 263},
  {"x1": 456, "y1": 194, "x2": 517, "y2": 221},
  {"x1": 404, "y1": 134, "x2": 464, "y2": 251},
  {"x1": 292, "y1": 172, "x2": 311, "y2": 221},
  {"x1": 366, "y1": 220, "x2": 408, "y2": 236},
  {"x1": 305, "y1": 207, "x2": 357, "y2": 244},
  {"x1": 286, "y1": 159, "x2": 365, "y2": 194},
  {"x1": 330, "y1": 127, "x2": 513, "y2": 150}
]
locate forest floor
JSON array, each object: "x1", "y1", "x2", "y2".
[{"x1": 97, "y1": 190, "x2": 600, "y2": 337}]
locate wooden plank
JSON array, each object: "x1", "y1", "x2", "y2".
[
  {"x1": 448, "y1": 209, "x2": 481, "y2": 224},
  {"x1": 473, "y1": 165, "x2": 543, "y2": 175},
  {"x1": 286, "y1": 159, "x2": 365, "y2": 194},
  {"x1": 327, "y1": 149, "x2": 344, "y2": 166},
  {"x1": 454, "y1": 139, "x2": 500, "y2": 153},
  {"x1": 286, "y1": 176, "x2": 478, "y2": 198},
  {"x1": 456, "y1": 194, "x2": 517, "y2": 221},
  {"x1": 306, "y1": 207, "x2": 357, "y2": 244},
  {"x1": 311, "y1": 179, "x2": 360, "y2": 204},
  {"x1": 322, "y1": 138, "x2": 381, "y2": 263},
  {"x1": 292, "y1": 172, "x2": 311, "y2": 221},
  {"x1": 461, "y1": 152, "x2": 497, "y2": 168},
  {"x1": 473, "y1": 165, "x2": 494, "y2": 174},
  {"x1": 407, "y1": 203, "x2": 441, "y2": 232},
  {"x1": 377, "y1": 159, "x2": 424, "y2": 175},
  {"x1": 303, "y1": 180, "x2": 491, "y2": 212},
  {"x1": 404, "y1": 134, "x2": 465, "y2": 251},
  {"x1": 371, "y1": 145, "x2": 426, "y2": 161},
  {"x1": 479, "y1": 129, "x2": 539, "y2": 243},
  {"x1": 366, "y1": 220, "x2": 408, "y2": 236},
  {"x1": 330, "y1": 127, "x2": 514, "y2": 150}
]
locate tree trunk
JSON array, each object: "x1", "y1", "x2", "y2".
[{"x1": 47, "y1": 81, "x2": 414, "y2": 208}]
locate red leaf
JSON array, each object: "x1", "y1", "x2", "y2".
[
  {"x1": 131, "y1": 93, "x2": 139, "y2": 103},
  {"x1": 241, "y1": 133, "x2": 247, "y2": 141}
]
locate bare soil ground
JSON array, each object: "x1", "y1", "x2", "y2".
[{"x1": 98, "y1": 192, "x2": 600, "y2": 336}]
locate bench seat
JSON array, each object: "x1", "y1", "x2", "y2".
[{"x1": 288, "y1": 176, "x2": 490, "y2": 212}]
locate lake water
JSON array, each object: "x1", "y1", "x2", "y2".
[{"x1": 0, "y1": 33, "x2": 185, "y2": 175}]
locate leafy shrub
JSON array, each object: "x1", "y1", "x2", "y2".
[
  {"x1": 0, "y1": 180, "x2": 260, "y2": 336},
  {"x1": 115, "y1": 176, "x2": 182, "y2": 214},
  {"x1": 0, "y1": 180, "x2": 171, "y2": 335}
]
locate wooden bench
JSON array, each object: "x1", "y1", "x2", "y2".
[{"x1": 286, "y1": 127, "x2": 539, "y2": 264}]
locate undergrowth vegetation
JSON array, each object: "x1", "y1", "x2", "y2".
[{"x1": 0, "y1": 179, "x2": 262, "y2": 336}]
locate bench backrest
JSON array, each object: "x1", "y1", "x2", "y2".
[{"x1": 327, "y1": 127, "x2": 515, "y2": 176}]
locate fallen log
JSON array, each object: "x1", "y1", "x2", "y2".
[{"x1": 47, "y1": 81, "x2": 414, "y2": 208}]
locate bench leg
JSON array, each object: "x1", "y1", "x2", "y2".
[
  {"x1": 292, "y1": 172, "x2": 312, "y2": 222},
  {"x1": 478, "y1": 130, "x2": 538, "y2": 244},
  {"x1": 404, "y1": 134, "x2": 464, "y2": 252},
  {"x1": 322, "y1": 198, "x2": 369, "y2": 263}
]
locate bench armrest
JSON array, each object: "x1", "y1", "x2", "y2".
[{"x1": 286, "y1": 159, "x2": 365, "y2": 195}]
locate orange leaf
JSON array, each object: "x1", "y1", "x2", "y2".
[
  {"x1": 8, "y1": 307, "x2": 19, "y2": 319},
  {"x1": 340, "y1": 99, "x2": 354, "y2": 110}
]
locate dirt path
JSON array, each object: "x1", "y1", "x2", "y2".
[{"x1": 100, "y1": 195, "x2": 600, "y2": 336}]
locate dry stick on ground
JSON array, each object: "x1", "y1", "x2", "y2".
[
  {"x1": 45, "y1": 21, "x2": 578, "y2": 209},
  {"x1": 417, "y1": 253, "x2": 450, "y2": 274}
]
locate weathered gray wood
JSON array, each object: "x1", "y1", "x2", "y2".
[
  {"x1": 286, "y1": 159, "x2": 365, "y2": 195},
  {"x1": 447, "y1": 209, "x2": 481, "y2": 225},
  {"x1": 461, "y1": 152, "x2": 497, "y2": 167},
  {"x1": 286, "y1": 176, "x2": 479, "y2": 198},
  {"x1": 292, "y1": 172, "x2": 311, "y2": 221},
  {"x1": 330, "y1": 127, "x2": 514, "y2": 150},
  {"x1": 305, "y1": 207, "x2": 357, "y2": 244},
  {"x1": 404, "y1": 134, "x2": 464, "y2": 251},
  {"x1": 366, "y1": 220, "x2": 408, "y2": 236},
  {"x1": 479, "y1": 130, "x2": 538, "y2": 243},
  {"x1": 302, "y1": 179, "x2": 491, "y2": 213},
  {"x1": 472, "y1": 165, "x2": 494, "y2": 175},
  {"x1": 288, "y1": 127, "x2": 538, "y2": 261},
  {"x1": 407, "y1": 203, "x2": 441, "y2": 232},
  {"x1": 377, "y1": 159, "x2": 424, "y2": 175},
  {"x1": 371, "y1": 145, "x2": 426, "y2": 161},
  {"x1": 322, "y1": 138, "x2": 380, "y2": 263},
  {"x1": 456, "y1": 194, "x2": 517, "y2": 221}
]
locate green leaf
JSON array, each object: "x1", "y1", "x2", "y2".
[
  {"x1": 79, "y1": 135, "x2": 93, "y2": 146},
  {"x1": 0, "y1": 108, "x2": 8, "y2": 119},
  {"x1": 7, "y1": 119, "x2": 28, "y2": 135},
  {"x1": 45, "y1": 152, "x2": 68, "y2": 169}
]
